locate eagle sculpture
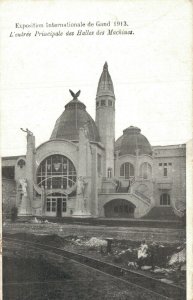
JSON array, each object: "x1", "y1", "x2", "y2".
[{"x1": 69, "y1": 89, "x2": 81, "y2": 100}]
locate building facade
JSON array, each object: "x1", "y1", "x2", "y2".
[{"x1": 2, "y1": 63, "x2": 186, "y2": 219}]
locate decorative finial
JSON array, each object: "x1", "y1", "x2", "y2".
[
  {"x1": 103, "y1": 62, "x2": 108, "y2": 70},
  {"x1": 69, "y1": 89, "x2": 81, "y2": 100},
  {"x1": 20, "y1": 128, "x2": 33, "y2": 136}
]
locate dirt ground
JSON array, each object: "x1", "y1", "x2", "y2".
[
  {"x1": 4, "y1": 225, "x2": 186, "y2": 288},
  {"x1": 3, "y1": 241, "x2": 167, "y2": 300},
  {"x1": 3, "y1": 220, "x2": 185, "y2": 243},
  {"x1": 3, "y1": 219, "x2": 186, "y2": 291}
]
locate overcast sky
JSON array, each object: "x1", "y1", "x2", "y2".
[{"x1": 0, "y1": 0, "x2": 192, "y2": 156}]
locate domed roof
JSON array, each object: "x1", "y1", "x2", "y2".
[
  {"x1": 50, "y1": 92, "x2": 100, "y2": 142},
  {"x1": 115, "y1": 126, "x2": 152, "y2": 156}
]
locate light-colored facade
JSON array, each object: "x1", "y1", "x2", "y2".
[{"x1": 2, "y1": 63, "x2": 186, "y2": 219}]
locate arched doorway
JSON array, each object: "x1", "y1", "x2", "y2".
[{"x1": 104, "y1": 199, "x2": 136, "y2": 218}]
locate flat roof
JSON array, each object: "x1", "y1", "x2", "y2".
[{"x1": 2, "y1": 155, "x2": 25, "y2": 160}]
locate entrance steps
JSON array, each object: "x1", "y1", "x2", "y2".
[
  {"x1": 116, "y1": 186, "x2": 129, "y2": 193},
  {"x1": 143, "y1": 207, "x2": 180, "y2": 220}
]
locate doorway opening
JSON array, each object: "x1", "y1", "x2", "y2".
[{"x1": 46, "y1": 192, "x2": 67, "y2": 217}]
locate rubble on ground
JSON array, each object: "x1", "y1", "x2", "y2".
[
  {"x1": 141, "y1": 266, "x2": 152, "y2": 271},
  {"x1": 153, "y1": 267, "x2": 171, "y2": 274},
  {"x1": 74, "y1": 237, "x2": 107, "y2": 249},
  {"x1": 31, "y1": 217, "x2": 42, "y2": 224},
  {"x1": 29, "y1": 218, "x2": 53, "y2": 224},
  {"x1": 44, "y1": 220, "x2": 50, "y2": 224},
  {"x1": 160, "y1": 278, "x2": 174, "y2": 284},
  {"x1": 169, "y1": 247, "x2": 186, "y2": 267}
]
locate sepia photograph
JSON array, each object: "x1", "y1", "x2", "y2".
[{"x1": 0, "y1": 1, "x2": 192, "y2": 299}]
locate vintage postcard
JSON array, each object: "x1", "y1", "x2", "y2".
[{"x1": 0, "y1": 0, "x2": 192, "y2": 299}]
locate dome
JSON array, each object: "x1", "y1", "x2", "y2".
[
  {"x1": 50, "y1": 94, "x2": 100, "y2": 142},
  {"x1": 115, "y1": 126, "x2": 152, "y2": 156}
]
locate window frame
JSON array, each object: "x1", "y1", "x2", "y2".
[
  {"x1": 160, "y1": 193, "x2": 170, "y2": 206},
  {"x1": 107, "y1": 167, "x2": 112, "y2": 178},
  {"x1": 62, "y1": 199, "x2": 67, "y2": 212},
  {"x1": 36, "y1": 154, "x2": 76, "y2": 190},
  {"x1": 120, "y1": 162, "x2": 134, "y2": 179},
  {"x1": 46, "y1": 198, "x2": 51, "y2": 212},
  {"x1": 159, "y1": 162, "x2": 172, "y2": 177},
  {"x1": 108, "y1": 100, "x2": 113, "y2": 107}
]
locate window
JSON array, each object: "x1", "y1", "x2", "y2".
[
  {"x1": 46, "y1": 198, "x2": 56, "y2": 212},
  {"x1": 97, "y1": 154, "x2": 102, "y2": 174},
  {"x1": 158, "y1": 162, "x2": 172, "y2": 177},
  {"x1": 108, "y1": 100, "x2": 113, "y2": 106},
  {"x1": 37, "y1": 154, "x2": 76, "y2": 190},
  {"x1": 120, "y1": 164, "x2": 124, "y2": 177},
  {"x1": 139, "y1": 162, "x2": 152, "y2": 179},
  {"x1": 17, "y1": 159, "x2": 26, "y2": 168},
  {"x1": 163, "y1": 166, "x2": 167, "y2": 176},
  {"x1": 120, "y1": 163, "x2": 134, "y2": 179},
  {"x1": 2, "y1": 166, "x2": 15, "y2": 179},
  {"x1": 52, "y1": 199, "x2": 56, "y2": 212},
  {"x1": 46, "y1": 199, "x2": 51, "y2": 212},
  {"x1": 62, "y1": 199, "x2": 67, "y2": 212},
  {"x1": 96, "y1": 101, "x2": 99, "y2": 107},
  {"x1": 101, "y1": 100, "x2": 106, "y2": 106},
  {"x1": 160, "y1": 193, "x2": 170, "y2": 206},
  {"x1": 107, "y1": 168, "x2": 112, "y2": 178}
]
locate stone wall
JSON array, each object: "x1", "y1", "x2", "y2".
[{"x1": 153, "y1": 145, "x2": 186, "y2": 209}]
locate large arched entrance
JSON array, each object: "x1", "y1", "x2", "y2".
[
  {"x1": 104, "y1": 199, "x2": 136, "y2": 218},
  {"x1": 36, "y1": 154, "x2": 77, "y2": 217}
]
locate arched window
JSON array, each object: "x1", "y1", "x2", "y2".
[
  {"x1": 139, "y1": 162, "x2": 152, "y2": 179},
  {"x1": 120, "y1": 162, "x2": 134, "y2": 179},
  {"x1": 160, "y1": 193, "x2": 170, "y2": 206},
  {"x1": 37, "y1": 154, "x2": 76, "y2": 190},
  {"x1": 17, "y1": 159, "x2": 26, "y2": 168}
]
